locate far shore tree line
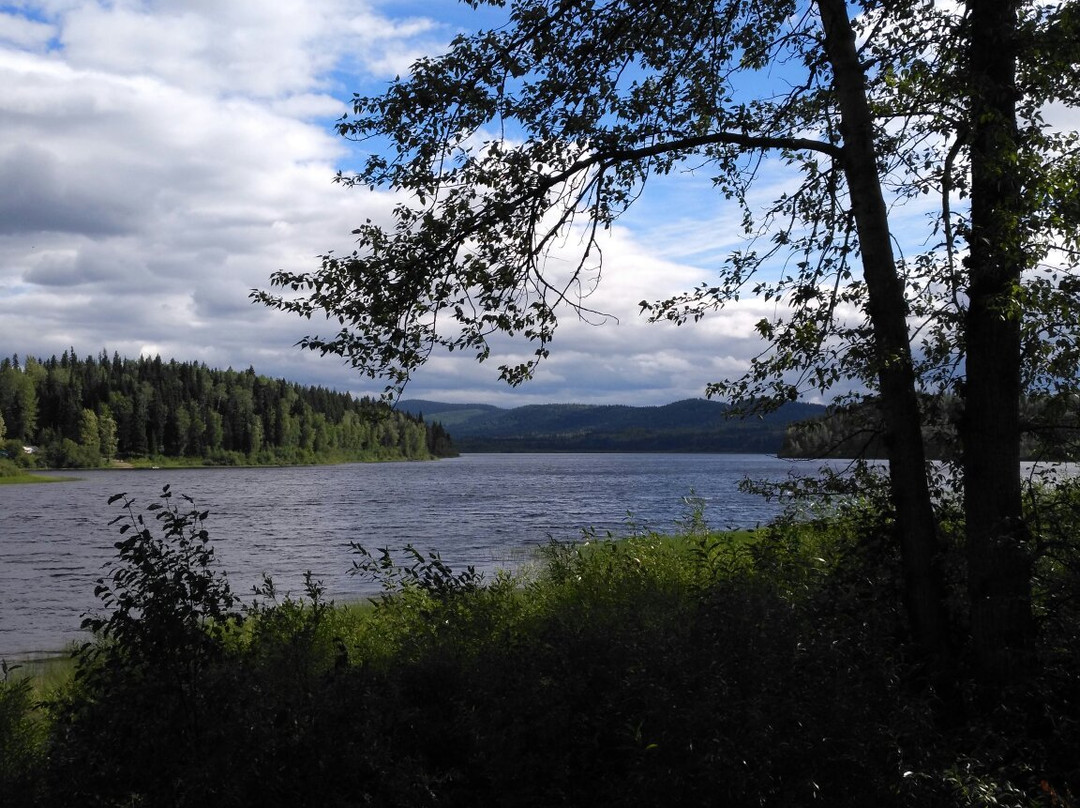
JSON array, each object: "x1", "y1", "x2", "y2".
[
  {"x1": 0, "y1": 351, "x2": 455, "y2": 468},
  {"x1": 782, "y1": 395, "x2": 1080, "y2": 460}
]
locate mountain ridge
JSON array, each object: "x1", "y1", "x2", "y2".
[{"x1": 398, "y1": 398, "x2": 826, "y2": 453}]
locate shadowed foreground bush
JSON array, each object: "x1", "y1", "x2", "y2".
[{"x1": 4, "y1": 484, "x2": 1080, "y2": 806}]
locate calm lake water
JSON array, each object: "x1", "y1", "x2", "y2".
[{"x1": 1, "y1": 453, "x2": 832, "y2": 658}]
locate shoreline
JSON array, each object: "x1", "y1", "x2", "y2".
[
  {"x1": 1, "y1": 453, "x2": 453, "y2": 485},
  {"x1": 0, "y1": 472, "x2": 73, "y2": 485}
]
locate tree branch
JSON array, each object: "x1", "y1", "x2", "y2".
[{"x1": 542, "y1": 130, "x2": 844, "y2": 191}]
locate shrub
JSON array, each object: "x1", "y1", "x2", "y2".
[
  {"x1": 0, "y1": 662, "x2": 46, "y2": 806},
  {"x1": 47, "y1": 486, "x2": 243, "y2": 806},
  {"x1": 41, "y1": 437, "x2": 101, "y2": 468},
  {"x1": 2, "y1": 439, "x2": 35, "y2": 468}
]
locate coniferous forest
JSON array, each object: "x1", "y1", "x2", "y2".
[{"x1": 0, "y1": 351, "x2": 455, "y2": 468}]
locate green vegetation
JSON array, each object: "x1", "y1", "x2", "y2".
[
  {"x1": 0, "y1": 460, "x2": 59, "y2": 484},
  {"x1": 0, "y1": 351, "x2": 456, "y2": 469},
  {"x1": 3, "y1": 480, "x2": 1080, "y2": 806}
]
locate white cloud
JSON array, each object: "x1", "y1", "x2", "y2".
[
  {"x1": 60, "y1": 1, "x2": 339, "y2": 97},
  {"x1": 0, "y1": 7, "x2": 389, "y2": 383},
  {"x1": 0, "y1": 0, "x2": 881, "y2": 408},
  {"x1": 51, "y1": 0, "x2": 448, "y2": 99},
  {"x1": 0, "y1": 11, "x2": 56, "y2": 49}
]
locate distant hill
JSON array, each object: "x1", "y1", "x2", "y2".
[{"x1": 399, "y1": 398, "x2": 826, "y2": 453}]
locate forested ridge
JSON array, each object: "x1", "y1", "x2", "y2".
[
  {"x1": 0, "y1": 351, "x2": 455, "y2": 468},
  {"x1": 399, "y1": 398, "x2": 826, "y2": 453}
]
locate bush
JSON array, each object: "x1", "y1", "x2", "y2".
[
  {"x1": 46, "y1": 486, "x2": 243, "y2": 806},
  {"x1": 38, "y1": 437, "x2": 101, "y2": 469},
  {"x1": 0, "y1": 458, "x2": 23, "y2": 477},
  {"x1": 2, "y1": 439, "x2": 35, "y2": 468},
  {"x1": 0, "y1": 663, "x2": 46, "y2": 806}
]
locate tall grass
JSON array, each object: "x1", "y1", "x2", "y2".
[{"x1": 3, "y1": 483, "x2": 1080, "y2": 806}]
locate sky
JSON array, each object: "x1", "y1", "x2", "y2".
[
  {"x1": 0, "y1": 0, "x2": 801, "y2": 408},
  {"x1": 0, "y1": 1, "x2": 978, "y2": 408}
]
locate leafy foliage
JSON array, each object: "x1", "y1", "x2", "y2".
[
  {"x1": 0, "y1": 662, "x2": 46, "y2": 806},
  {"x1": 352, "y1": 543, "x2": 487, "y2": 600},
  {"x1": 81, "y1": 486, "x2": 241, "y2": 669},
  {"x1": 47, "y1": 487, "x2": 244, "y2": 805}
]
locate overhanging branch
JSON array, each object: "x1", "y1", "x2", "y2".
[{"x1": 542, "y1": 130, "x2": 844, "y2": 190}]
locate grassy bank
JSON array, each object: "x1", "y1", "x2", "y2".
[
  {"x1": 0, "y1": 451, "x2": 444, "y2": 483},
  {"x1": 4, "y1": 483, "x2": 1080, "y2": 806},
  {"x1": 0, "y1": 473, "x2": 62, "y2": 485},
  {"x1": 0, "y1": 460, "x2": 68, "y2": 485}
]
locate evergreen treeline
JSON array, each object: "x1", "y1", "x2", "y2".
[{"x1": 0, "y1": 350, "x2": 455, "y2": 468}]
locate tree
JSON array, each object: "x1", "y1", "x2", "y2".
[
  {"x1": 0, "y1": 363, "x2": 38, "y2": 442},
  {"x1": 255, "y1": 0, "x2": 1079, "y2": 685},
  {"x1": 98, "y1": 406, "x2": 119, "y2": 461},
  {"x1": 963, "y1": 0, "x2": 1034, "y2": 683},
  {"x1": 78, "y1": 408, "x2": 99, "y2": 450}
]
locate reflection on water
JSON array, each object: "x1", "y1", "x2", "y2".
[{"x1": 0, "y1": 453, "x2": 835, "y2": 658}]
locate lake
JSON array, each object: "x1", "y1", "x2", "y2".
[{"x1": 0, "y1": 453, "x2": 831, "y2": 658}]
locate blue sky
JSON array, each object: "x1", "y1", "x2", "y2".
[{"x1": 0, "y1": 1, "x2": 972, "y2": 407}]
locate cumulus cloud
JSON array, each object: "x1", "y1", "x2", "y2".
[{"x1": 0, "y1": 0, "x2": 824, "y2": 407}]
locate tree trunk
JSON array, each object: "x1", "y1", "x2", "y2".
[
  {"x1": 816, "y1": 0, "x2": 951, "y2": 667},
  {"x1": 963, "y1": 0, "x2": 1034, "y2": 685}
]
